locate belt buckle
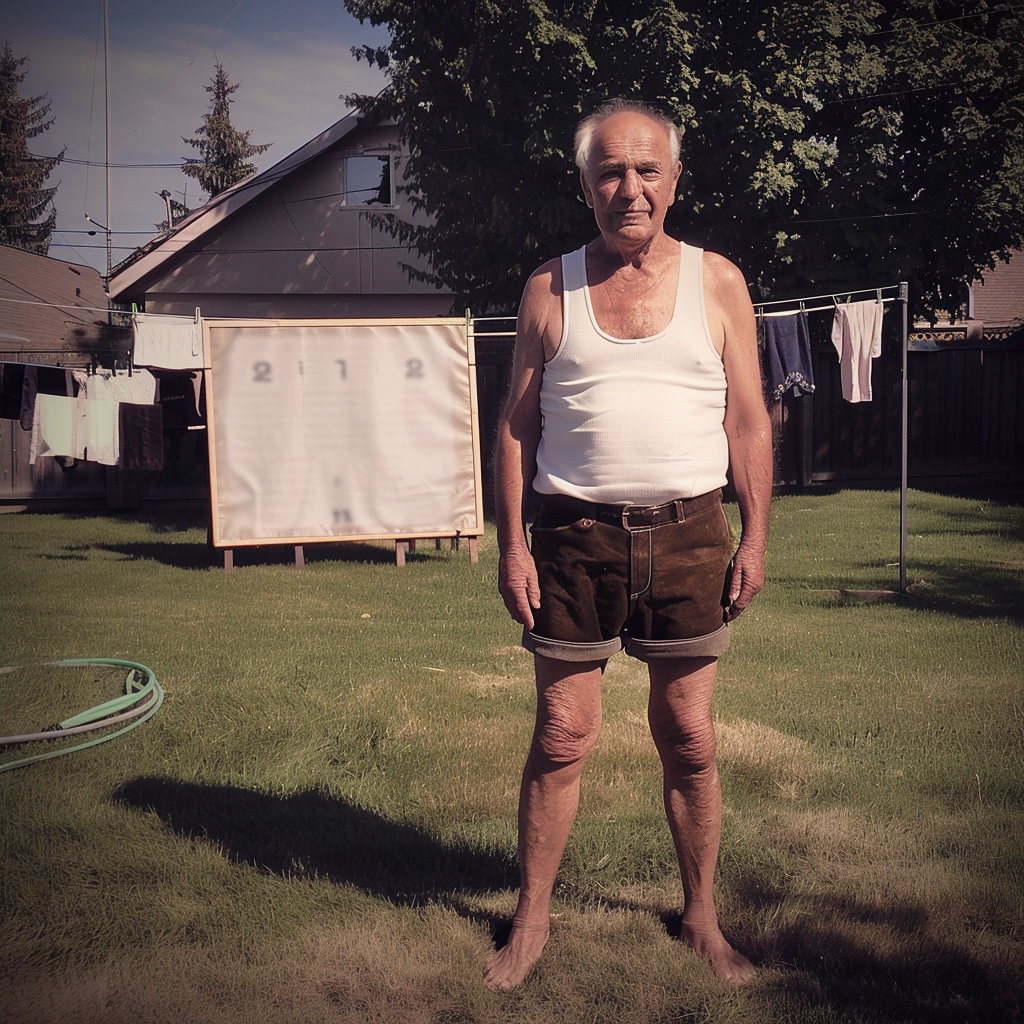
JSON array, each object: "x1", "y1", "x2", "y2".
[
  {"x1": 622, "y1": 503, "x2": 658, "y2": 529},
  {"x1": 622, "y1": 501, "x2": 681, "y2": 529}
]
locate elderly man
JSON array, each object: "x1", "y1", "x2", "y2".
[{"x1": 485, "y1": 98, "x2": 772, "y2": 991}]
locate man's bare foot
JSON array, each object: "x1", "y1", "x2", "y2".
[
  {"x1": 483, "y1": 921, "x2": 550, "y2": 992},
  {"x1": 679, "y1": 922, "x2": 756, "y2": 986}
]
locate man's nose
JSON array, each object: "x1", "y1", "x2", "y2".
[{"x1": 619, "y1": 169, "x2": 643, "y2": 200}]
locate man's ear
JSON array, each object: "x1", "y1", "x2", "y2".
[
  {"x1": 580, "y1": 169, "x2": 594, "y2": 208},
  {"x1": 669, "y1": 160, "x2": 682, "y2": 205}
]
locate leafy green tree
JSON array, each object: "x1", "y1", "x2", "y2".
[
  {"x1": 181, "y1": 62, "x2": 270, "y2": 198},
  {"x1": 0, "y1": 44, "x2": 63, "y2": 255},
  {"x1": 344, "y1": 1, "x2": 1024, "y2": 317}
]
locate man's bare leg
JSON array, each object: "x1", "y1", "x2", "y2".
[
  {"x1": 647, "y1": 656, "x2": 756, "y2": 986},
  {"x1": 484, "y1": 655, "x2": 604, "y2": 992}
]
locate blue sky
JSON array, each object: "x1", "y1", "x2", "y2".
[{"x1": 6, "y1": 0, "x2": 390, "y2": 275}]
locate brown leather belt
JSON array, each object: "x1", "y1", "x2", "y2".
[{"x1": 540, "y1": 489, "x2": 722, "y2": 530}]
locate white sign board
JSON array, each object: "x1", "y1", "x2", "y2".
[{"x1": 204, "y1": 319, "x2": 483, "y2": 547}]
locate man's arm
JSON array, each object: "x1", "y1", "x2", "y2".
[
  {"x1": 704, "y1": 252, "x2": 773, "y2": 620},
  {"x1": 495, "y1": 262, "x2": 560, "y2": 629}
]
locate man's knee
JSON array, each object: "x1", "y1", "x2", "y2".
[
  {"x1": 650, "y1": 716, "x2": 717, "y2": 775},
  {"x1": 533, "y1": 703, "x2": 602, "y2": 767}
]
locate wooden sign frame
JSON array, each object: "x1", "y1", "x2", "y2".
[{"x1": 203, "y1": 317, "x2": 484, "y2": 558}]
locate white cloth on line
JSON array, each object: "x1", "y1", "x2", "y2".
[
  {"x1": 77, "y1": 397, "x2": 120, "y2": 465},
  {"x1": 82, "y1": 367, "x2": 157, "y2": 405},
  {"x1": 29, "y1": 394, "x2": 78, "y2": 463},
  {"x1": 831, "y1": 300, "x2": 884, "y2": 403},
  {"x1": 132, "y1": 313, "x2": 203, "y2": 370}
]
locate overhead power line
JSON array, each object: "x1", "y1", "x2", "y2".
[{"x1": 59, "y1": 157, "x2": 184, "y2": 168}]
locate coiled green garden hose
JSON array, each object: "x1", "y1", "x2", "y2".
[{"x1": 0, "y1": 659, "x2": 163, "y2": 772}]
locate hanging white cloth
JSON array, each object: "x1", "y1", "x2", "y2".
[
  {"x1": 77, "y1": 397, "x2": 120, "y2": 465},
  {"x1": 132, "y1": 313, "x2": 203, "y2": 370},
  {"x1": 29, "y1": 394, "x2": 78, "y2": 463},
  {"x1": 80, "y1": 367, "x2": 158, "y2": 405},
  {"x1": 831, "y1": 300, "x2": 884, "y2": 403}
]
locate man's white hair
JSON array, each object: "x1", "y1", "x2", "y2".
[{"x1": 574, "y1": 98, "x2": 682, "y2": 170}]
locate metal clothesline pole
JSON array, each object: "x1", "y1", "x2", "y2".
[{"x1": 899, "y1": 281, "x2": 909, "y2": 593}]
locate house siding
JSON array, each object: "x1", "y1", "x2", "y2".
[{"x1": 110, "y1": 120, "x2": 453, "y2": 320}]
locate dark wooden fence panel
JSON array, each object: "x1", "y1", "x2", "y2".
[
  {"x1": 773, "y1": 330, "x2": 1024, "y2": 488},
  {"x1": 3, "y1": 322, "x2": 1021, "y2": 511}
]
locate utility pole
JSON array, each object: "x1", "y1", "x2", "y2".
[{"x1": 104, "y1": 0, "x2": 112, "y2": 280}]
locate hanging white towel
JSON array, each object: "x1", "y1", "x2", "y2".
[
  {"x1": 85, "y1": 367, "x2": 158, "y2": 405},
  {"x1": 77, "y1": 397, "x2": 120, "y2": 465},
  {"x1": 133, "y1": 313, "x2": 203, "y2": 370},
  {"x1": 831, "y1": 300, "x2": 884, "y2": 403},
  {"x1": 29, "y1": 394, "x2": 78, "y2": 463}
]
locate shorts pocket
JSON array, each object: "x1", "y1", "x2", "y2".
[{"x1": 531, "y1": 504, "x2": 597, "y2": 532}]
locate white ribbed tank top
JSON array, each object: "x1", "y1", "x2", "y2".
[{"x1": 533, "y1": 242, "x2": 729, "y2": 504}]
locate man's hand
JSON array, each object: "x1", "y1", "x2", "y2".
[
  {"x1": 498, "y1": 549, "x2": 541, "y2": 631},
  {"x1": 724, "y1": 541, "x2": 766, "y2": 621}
]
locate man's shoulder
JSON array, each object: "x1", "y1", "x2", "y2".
[
  {"x1": 522, "y1": 256, "x2": 565, "y2": 311},
  {"x1": 528, "y1": 255, "x2": 564, "y2": 285},
  {"x1": 702, "y1": 250, "x2": 748, "y2": 296}
]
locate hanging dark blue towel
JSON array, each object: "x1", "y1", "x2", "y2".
[{"x1": 762, "y1": 311, "x2": 815, "y2": 402}]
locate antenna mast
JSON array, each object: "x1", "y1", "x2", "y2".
[{"x1": 103, "y1": 0, "x2": 112, "y2": 279}]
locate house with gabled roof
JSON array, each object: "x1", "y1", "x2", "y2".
[{"x1": 107, "y1": 110, "x2": 453, "y2": 319}]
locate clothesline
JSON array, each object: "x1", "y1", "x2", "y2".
[
  {"x1": 0, "y1": 294, "x2": 202, "y2": 321},
  {"x1": 757, "y1": 281, "x2": 911, "y2": 594},
  {"x1": 758, "y1": 297, "x2": 902, "y2": 316},
  {"x1": 753, "y1": 283, "x2": 905, "y2": 312}
]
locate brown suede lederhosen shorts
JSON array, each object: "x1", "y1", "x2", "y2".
[{"x1": 523, "y1": 489, "x2": 734, "y2": 662}]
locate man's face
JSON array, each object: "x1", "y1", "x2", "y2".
[{"x1": 580, "y1": 111, "x2": 682, "y2": 248}]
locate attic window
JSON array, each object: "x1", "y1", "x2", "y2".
[{"x1": 342, "y1": 155, "x2": 392, "y2": 206}]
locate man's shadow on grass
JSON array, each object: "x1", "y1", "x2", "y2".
[
  {"x1": 660, "y1": 876, "x2": 1020, "y2": 1024},
  {"x1": 113, "y1": 776, "x2": 517, "y2": 917}
]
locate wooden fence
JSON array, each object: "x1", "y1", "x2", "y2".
[
  {"x1": 2, "y1": 315, "x2": 1020, "y2": 511},
  {"x1": 770, "y1": 314, "x2": 1023, "y2": 490},
  {"x1": 474, "y1": 315, "x2": 1024, "y2": 507}
]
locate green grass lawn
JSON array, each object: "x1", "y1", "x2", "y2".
[{"x1": 1, "y1": 488, "x2": 1022, "y2": 1024}]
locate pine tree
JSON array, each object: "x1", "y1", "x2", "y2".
[
  {"x1": 0, "y1": 44, "x2": 63, "y2": 255},
  {"x1": 181, "y1": 62, "x2": 270, "y2": 199}
]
